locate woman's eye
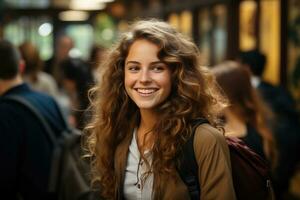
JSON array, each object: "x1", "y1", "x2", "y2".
[
  {"x1": 152, "y1": 66, "x2": 165, "y2": 72},
  {"x1": 128, "y1": 66, "x2": 139, "y2": 72}
]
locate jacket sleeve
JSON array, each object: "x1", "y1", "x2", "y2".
[{"x1": 194, "y1": 124, "x2": 236, "y2": 200}]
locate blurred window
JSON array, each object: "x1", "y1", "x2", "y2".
[
  {"x1": 198, "y1": 8, "x2": 212, "y2": 66},
  {"x1": 198, "y1": 4, "x2": 227, "y2": 66},
  {"x1": 66, "y1": 24, "x2": 94, "y2": 60},
  {"x1": 4, "y1": 0, "x2": 49, "y2": 8},
  {"x1": 239, "y1": 0, "x2": 257, "y2": 51},
  {"x1": 93, "y1": 13, "x2": 117, "y2": 48},
  {"x1": 212, "y1": 4, "x2": 227, "y2": 64},
  {"x1": 260, "y1": 0, "x2": 280, "y2": 85},
  {"x1": 180, "y1": 10, "x2": 192, "y2": 37},
  {"x1": 3, "y1": 16, "x2": 53, "y2": 60},
  {"x1": 239, "y1": 0, "x2": 280, "y2": 85},
  {"x1": 168, "y1": 11, "x2": 192, "y2": 37}
]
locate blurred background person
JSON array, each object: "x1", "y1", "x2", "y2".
[
  {"x1": 61, "y1": 57, "x2": 94, "y2": 130},
  {"x1": 88, "y1": 44, "x2": 106, "y2": 82},
  {"x1": 44, "y1": 35, "x2": 74, "y2": 88},
  {"x1": 0, "y1": 40, "x2": 67, "y2": 200},
  {"x1": 212, "y1": 61, "x2": 278, "y2": 171},
  {"x1": 238, "y1": 50, "x2": 300, "y2": 199},
  {"x1": 238, "y1": 49, "x2": 299, "y2": 123},
  {"x1": 19, "y1": 41, "x2": 59, "y2": 98}
]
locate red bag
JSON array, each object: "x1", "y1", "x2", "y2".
[{"x1": 226, "y1": 136, "x2": 274, "y2": 200}]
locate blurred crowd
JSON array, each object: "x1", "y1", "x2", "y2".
[
  {"x1": 17, "y1": 36, "x2": 104, "y2": 130},
  {"x1": 1, "y1": 31, "x2": 300, "y2": 200}
]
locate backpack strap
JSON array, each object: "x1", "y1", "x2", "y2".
[
  {"x1": 2, "y1": 95, "x2": 58, "y2": 146},
  {"x1": 177, "y1": 118, "x2": 209, "y2": 200}
]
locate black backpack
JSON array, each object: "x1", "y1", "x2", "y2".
[
  {"x1": 177, "y1": 118, "x2": 275, "y2": 200},
  {"x1": 3, "y1": 95, "x2": 92, "y2": 200}
]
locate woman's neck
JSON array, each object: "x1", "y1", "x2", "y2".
[
  {"x1": 139, "y1": 109, "x2": 157, "y2": 131},
  {"x1": 137, "y1": 109, "x2": 157, "y2": 152},
  {"x1": 0, "y1": 75, "x2": 23, "y2": 95},
  {"x1": 224, "y1": 109, "x2": 247, "y2": 138}
]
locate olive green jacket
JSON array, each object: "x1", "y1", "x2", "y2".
[{"x1": 114, "y1": 124, "x2": 237, "y2": 200}]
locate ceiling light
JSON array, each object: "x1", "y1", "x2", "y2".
[
  {"x1": 70, "y1": 0, "x2": 106, "y2": 10},
  {"x1": 95, "y1": 0, "x2": 115, "y2": 3},
  {"x1": 59, "y1": 10, "x2": 89, "y2": 21}
]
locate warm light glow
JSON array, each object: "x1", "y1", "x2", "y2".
[
  {"x1": 70, "y1": 0, "x2": 106, "y2": 10},
  {"x1": 180, "y1": 11, "x2": 192, "y2": 37},
  {"x1": 239, "y1": 1, "x2": 257, "y2": 51},
  {"x1": 168, "y1": 14, "x2": 180, "y2": 31},
  {"x1": 260, "y1": 0, "x2": 280, "y2": 85},
  {"x1": 95, "y1": 0, "x2": 114, "y2": 3},
  {"x1": 59, "y1": 10, "x2": 89, "y2": 21}
]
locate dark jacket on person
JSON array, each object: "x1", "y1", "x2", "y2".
[
  {"x1": 257, "y1": 80, "x2": 300, "y2": 196},
  {"x1": 258, "y1": 81, "x2": 297, "y2": 118},
  {"x1": 0, "y1": 83, "x2": 67, "y2": 200}
]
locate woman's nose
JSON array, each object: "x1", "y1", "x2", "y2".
[{"x1": 139, "y1": 69, "x2": 151, "y2": 83}]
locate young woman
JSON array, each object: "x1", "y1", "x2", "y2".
[
  {"x1": 85, "y1": 19, "x2": 236, "y2": 200},
  {"x1": 212, "y1": 61, "x2": 277, "y2": 167}
]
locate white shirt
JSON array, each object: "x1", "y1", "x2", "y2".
[
  {"x1": 24, "y1": 72, "x2": 59, "y2": 97},
  {"x1": 123, "y1": 129, "x2": 153, "y2": 200}
]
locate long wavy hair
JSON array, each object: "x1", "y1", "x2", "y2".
[
  {"x1": 212, "y1": 61, "x2": 277, "y2": 167},
  {"x1": 84, "y1": 19, "x2": 227, "y2": 199}
]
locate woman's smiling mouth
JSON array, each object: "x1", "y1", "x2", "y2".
[{"x1": 135, "y1": 88, "x2": 158, "y2": 96}]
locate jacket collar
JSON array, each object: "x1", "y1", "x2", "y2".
[{"x1": 2, "y1": 83, "x2": 30, "y2": 97}]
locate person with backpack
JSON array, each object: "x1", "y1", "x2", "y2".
[
  {"x1": 84, "y1": 19, "x2": 236, "y2": 199},
  {"x1": 212, "y1": 61, "x2": 278, "y2": 165},
  {"x1": 212, "y1": 61, "x2": 277, "y2": 199},
  {"x1": 238, "y1": 50, "x2": 300, "y2": 199},
  {"x1": 0, "y1": 40, "x2": 67, "y2": 199}
]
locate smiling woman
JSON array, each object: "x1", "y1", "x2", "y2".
[
  {"x1": 124, "y1": 39, "x2": 172, "y2": 111},
  {"x1": 84, "y1": 19, "x2": 236, "y2": 200}
]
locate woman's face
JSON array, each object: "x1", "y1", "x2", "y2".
[{"x1": 124, "y1": 39, "x2": 172, "y2": 111}]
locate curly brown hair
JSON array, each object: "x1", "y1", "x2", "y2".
[{"x1": 84, "y1": 19, "x2": 227, "y2": 199}]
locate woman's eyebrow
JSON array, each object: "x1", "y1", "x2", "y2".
[
  {"x1": 125, "y1": 61, "x2": 140, "y2": 65},
  {"x1": 125, "y1": 61, "x2": 164, "y2": 65},
  {"x1": 149, "y1": 61, "x2": 166, "y2": 66}
]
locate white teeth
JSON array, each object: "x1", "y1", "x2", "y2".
[{"x1": 136, "y1": 88, "x2": 156, "y2": 94}]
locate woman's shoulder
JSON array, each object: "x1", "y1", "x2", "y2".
[
  {"x1": 194, "y1": 123, "x2": 226, "y2": 145},
  {"x1": 192, "y1": 125, "x2": 236, "y2": 200},
  {"x1": 193, "y1": 123, "x2": 229, "y2": 159}
]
